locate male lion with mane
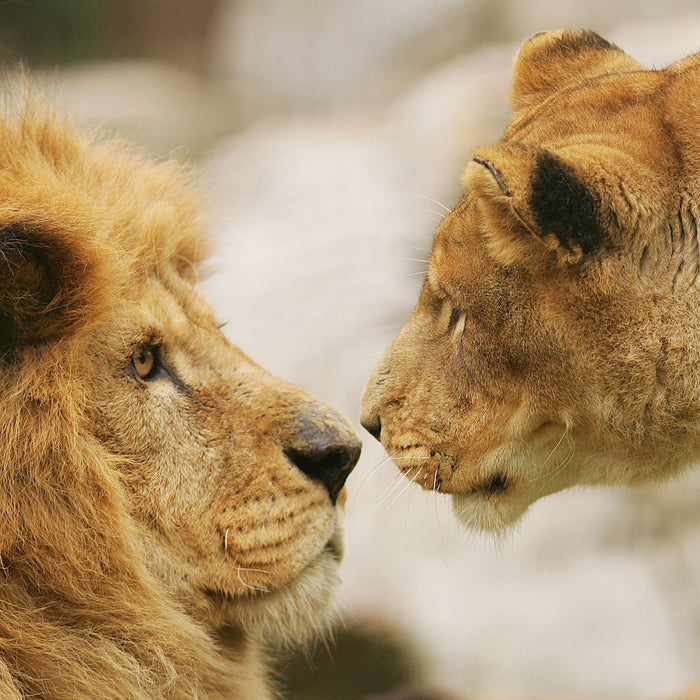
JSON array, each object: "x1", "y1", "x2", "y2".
[
  {"x1": 362, "y1": 29, "x2": 700, "y2": 533},
  {"x1": 0, "y1": 89, "x2": 360, "y2": 699}
]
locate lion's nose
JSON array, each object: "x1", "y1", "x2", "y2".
[{"x1": 284, "y1": 404, "x2": 362, "y2": 504}]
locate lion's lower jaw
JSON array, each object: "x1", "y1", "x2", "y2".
[{"x1": 221, "y1": 547, "x2": 342, "y2": 648}]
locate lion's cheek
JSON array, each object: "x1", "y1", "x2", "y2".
[{"x1": 218, "y1": 506, "x2": 337, "y2": 594}]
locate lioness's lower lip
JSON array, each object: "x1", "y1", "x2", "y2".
[{"x1": 467, "y1": 472, "x2": 511, "y2": 497}]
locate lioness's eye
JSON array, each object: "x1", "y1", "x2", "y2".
[
  {"x1": 132, "y1": 348, "x2": 156, "y2": 379},
  {"x1": 448, "y1": 307, "x2": 464, "y2": 329}
]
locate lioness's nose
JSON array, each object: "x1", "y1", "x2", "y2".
[
  {"x1": 360, "y1": 365, "x2": 386, "y2": 443},
  {"x1": 360, "y1": 414, "x2": 381, "y2": 441},
  {"x1": 284, "y1": 404, "x2": 361, "y2": 504}
]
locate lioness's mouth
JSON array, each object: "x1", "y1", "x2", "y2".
[{"x1": 468, "y1": 472, "x2": 511, "y2": 497}]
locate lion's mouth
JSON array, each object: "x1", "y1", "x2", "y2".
[
  {"x1": 323, "y1": 530, "x2": 343, "y2": 561},
  {"x1": 204, "y1": 587, "x2": 233, "y2": 602},
  {"x1": 204, "y1": 531, "x2": 343, "y2": 605}
]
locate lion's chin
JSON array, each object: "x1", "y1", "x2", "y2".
[{"x1": 211, "y1": 537, "x2": 343, "y2": 647}]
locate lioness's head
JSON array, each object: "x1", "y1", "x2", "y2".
[
  {"x1": 362, "y1": 30, "x2": 700, "y2": 532},
  {"x1": 0, "y1": 96, "x2": 360, "y2": 656}
]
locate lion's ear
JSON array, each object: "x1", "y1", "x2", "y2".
[
  {"x1": 0, "y1": 221, "x2": 104, "y2": 349},
  {"x1": 511, "y1": 30, "x2": 643, "y2": 111},
  {"x1": 464, "y1": 143, "x2": 604, "y2": 265}
]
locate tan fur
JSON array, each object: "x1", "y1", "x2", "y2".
[
  {"x1": 0, "y1": 88, "x2": 360, "y2": 698},
  {"x1": 361, "y1": 30, "x2": 700, "y2": 533}
]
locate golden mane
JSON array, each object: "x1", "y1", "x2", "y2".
[{"x1": 0, "y1": 96, "x2": 252, "y2": 699}]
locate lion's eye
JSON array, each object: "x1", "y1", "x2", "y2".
[{"x1": 132, "y1": 348, "x2": 156, "y2": 380}]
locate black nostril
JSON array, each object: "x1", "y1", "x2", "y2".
[
  {"x1": 360, "y1": 415, "x2": 382, "y2": 442},
  {"x1": 284, "y1": 404, "x2": 362, "y2": 504},
  {"x1": 285, "y1": 441, "x2": 360, "y2": 504}
]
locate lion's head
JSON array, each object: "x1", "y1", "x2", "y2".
[
  {"x1": 362, "y1": 30, "x2": 700, "y2": 532},
  {"x1": 0, "y1": 94, "x2": 360, "y2": 698}
]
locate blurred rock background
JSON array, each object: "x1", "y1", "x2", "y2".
[{"x1": 4, "y1": 1, "x2": 700, "y2": 697}]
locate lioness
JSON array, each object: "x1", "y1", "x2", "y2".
[
  {"x1": 0, "y1": 93, "x2": 360, "y2": 699},
  {"x1": 361, "y1": 29, "x2": 700, "y2": 534}
]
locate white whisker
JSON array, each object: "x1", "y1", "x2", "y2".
[
  {"x1": 543, "y1": 428, "x2": 569, "y2": 466},
  {"x1": 372, "y1": 470, "x2": 411, "y2": 513},
  {"x1": 432, "y1": 465, "x2": 440, "y2": 493},
  {"x1": 222, "y1": 535, "x2": 271, "y2": 593},
  {"x1": 370, "y1": 453, "x2": 424, "y2": 511},
  {"x1": 403, "y1": 242, "x2": 430, "y2": 254},
  {"x1": 530, "y1": 426, "x2": 576, "y2": 487},
  {"x1": 384, "y1": 467, "x2": 425, "y2": 512},
  {"x1": 418, "y1": 209, "x2": 449, "y2": 221},
  {"x1": 235, "y1": 564, "x2": 271, "y2": 594},
  {"x1": 419, "y1": 194, "x2": 452, "y2": 214},
  {"x1": 349, "y1": 453, "x2": 395, "y2": 506}
]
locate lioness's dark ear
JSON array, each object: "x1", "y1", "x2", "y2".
[
  {"x1": 464, "y1": 143, "x2": 604, "y2": 264},
  {"x1": 511, "y1": 30, "x2": 643, "y2": 111},
  {"x1": 0, "y1": 221, "x2": 104, "y2": 349}
]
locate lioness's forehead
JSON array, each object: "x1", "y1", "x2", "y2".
[{"x1": 427, "y1": 196, "x2": 475, "y2": 293}]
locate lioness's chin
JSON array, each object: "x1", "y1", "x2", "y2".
[
  {"x1": 220, "y1": 539, "x2": 343, "y2": 647},
  {"x1": 451, "y1": 490, "x2": 534, "y2": 533},
  {"x1": 449, "y1": 454, "x2": 577, "y2": 533}
]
